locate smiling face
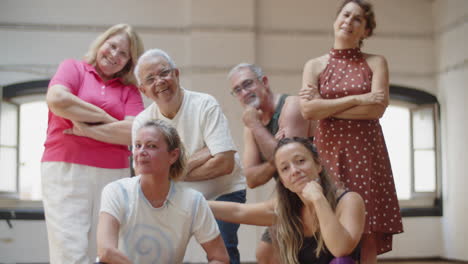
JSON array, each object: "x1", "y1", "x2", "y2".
[
  {"x1": 275, "y1": 142, "x2": 322, "y2": 194},
  {"x1": 137, "y1": 56, "x2": 181, "y2": 105},
  {"x1": 133, "y1": 126, "x2": 179, "y2": 177},
  {"x1": 333, "y1": 2, "x2": 369, "y2": 47},
  {"x1": 229, "y1": 68, "x2": 269, "y2": 109},
  {"x1": 95, "y1": 33, "x2": 131, "y2": 80}
]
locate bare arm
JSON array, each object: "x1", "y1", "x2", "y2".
[
  {"x1": 278, "y1": 96, "x2": 317, "y2": 138},
  {"x1": 332, "y1": 55, "x2": 389, "y2": 120},
  {"x1": 47, "y1": 84, "x2": 117, "y2": 123},
  {"x1": 302, "y1": 183, "x2": 365, "y2": 257},
  {"x1": 184, "y1": 151, "x2": 235, "y2": 182},
  {"x1": 242, "y1": 128, "x2": 276, "y2": 188},
  {"x1": 200, "y1": 235, "x2": 230, "y2": 264},
  {"x1": 208, "y1": 199, "x2": 276, "y2": 226},
  {"x1": 242, "y1": 106, "x2": 278, "y2": 160},
  {"x1": 97, "y1": 212, "x2": 132, "y2": 264},
  {"x1": 64, "y1": 116, "x2": 135, "y2": 145}
]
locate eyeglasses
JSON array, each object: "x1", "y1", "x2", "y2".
[
  {"x1": 143, "y1": 68, "x2": 173, "y2": 86},
  {"x1": 230, "y1": 79, "x2": 256, "y2": 96}
]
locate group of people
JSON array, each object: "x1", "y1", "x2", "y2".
[{"x1": 40, "y1": 0, "x2": 403, "y2": 263}]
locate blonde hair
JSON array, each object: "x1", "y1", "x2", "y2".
[
  {"x1": 273, "y1": 137, "x2": 338, "y2": 264},
  {"x1": 84, "y1": 23, "x2": 144, "y2": 85},
  {"x1": 140, "y1": 120, "x2": 187, "y2": 180}
]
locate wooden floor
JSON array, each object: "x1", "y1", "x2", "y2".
[
  {"x1": 380, "y1": 260, "x2": 467, "y2": 264},
  {"x1": 238, "y1": 260, "x2": 467, "y2": 264}
]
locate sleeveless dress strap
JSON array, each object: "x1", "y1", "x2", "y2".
[{"x1": 336, "y1": 190, "x2": 350, "y2": 203}]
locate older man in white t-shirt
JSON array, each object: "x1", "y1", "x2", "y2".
[{"x1": 132, "y1": 48, "x2": 246, "y2": 264}]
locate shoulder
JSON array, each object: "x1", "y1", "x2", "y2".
[
  {"x1": 284, "y1": 95, "x2": 299, "y2": 105},
  {"x1": 103, "y1": 176, "x2": 138, "y2": 196},
  {"x1": 55, "y1": 59, "x2": 86, "y2": 73},
  {"x1": 184, "y1": 89, "x2": 220, "y2": 110},
  {"x1": 282, "y1": 96, "x2": 302, "y2": 116},
  {"x1": 363, "y1": 53, "x2": 388, "y2": 70},
  {"x1": 185, "y1": 89, "x2": 218, "y2": 103},
  {"x1": 171, "y1": 184, "x2": 206, "y2": 209},
  {"x1": 336, "y1": 191, "x2": 365, "y2": 210},
  {"x1": 303, "y1": 54, "x2": 329, "y2": 73},
  {"x1": 113, "y1": 176, "x2": 138, "y2": 189}
]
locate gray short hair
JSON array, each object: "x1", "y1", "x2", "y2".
[
  {"x1": 139, "y1": 120, "x2": 186, "y2": 180},
  {"x1": 134, "y1": 48, "x2": 177, "y2": 86},
  {"x1": 227, "y1": 63, "x2": 264, "y2": 81}
]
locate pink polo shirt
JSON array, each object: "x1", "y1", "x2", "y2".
[{"x1": 41, "y1": 59, "x2": 144, "y2": 169}]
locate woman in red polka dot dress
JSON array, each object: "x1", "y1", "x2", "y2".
[{"x1": 299, "y1": 0, "x2": 403, "y2": 263}]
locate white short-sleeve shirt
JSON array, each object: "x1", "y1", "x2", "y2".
[
  {"x1": 100, "y1": 176, "x2": 220, "y2": 264},
  {"x1": 132, "y1": 88, "x2": 245, "y2": 199}
]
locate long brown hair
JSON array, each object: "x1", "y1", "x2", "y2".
[{"x1": 273, "y1": 137, "x2": 338, "y2": 264}]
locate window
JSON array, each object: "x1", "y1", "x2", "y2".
[
  {"x1": 0, "y1": 101, "x2": 19, "y2": 197},
  {"x1": 0, "y1": 80, "x2": 48, "y2": 211},
  {"x1": 380, "y1": 86, "x2": 441, "y2": 216}
]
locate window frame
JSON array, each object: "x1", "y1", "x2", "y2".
[
  {"x1": 0, "y1": 100, "x2": 19, "y2": 198},
  {"x1": 0, "y1": 80, "x2": 49, "y2": 220},
  {"x1": 388, "y1": 85, "x2": 442, "y2": 217}
]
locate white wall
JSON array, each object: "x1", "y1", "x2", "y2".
[
  {"x1": 433, "y1": 0, "x2": 468, "y2": 260},
  {"x1": 1, "y1": 0, "x2": 466, "y2": 262}
]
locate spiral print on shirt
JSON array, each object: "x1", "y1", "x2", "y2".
[{"x1": 124, "y1": 224, "x2": 175, "y2": 263}]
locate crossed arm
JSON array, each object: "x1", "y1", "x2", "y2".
[
  {"x1": 299, "y1": 54, "x2": 389, "y2": 121},
  {"x1": 184, "y1": 148, "x2": 235, "y2": 182},
  {"x1": 47, "y1": 84, "x2": 135, "y2": 145}
]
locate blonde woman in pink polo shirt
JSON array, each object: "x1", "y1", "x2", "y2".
[{"x1": 41, "y1": 24, "x2": 144, "y2": 264}]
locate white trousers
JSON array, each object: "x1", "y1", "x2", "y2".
[{"x1": 41, "y1": 162, "x2": 129, "y2": 264}]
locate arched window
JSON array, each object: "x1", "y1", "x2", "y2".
[
  {"x1": 380, "y1": 85, "x2": 441, "y2": 216},
  {"x1": 0, "y1": 80, "x2": 48, "y2": 211}
]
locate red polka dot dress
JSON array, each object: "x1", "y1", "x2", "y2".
[{"x1": 314, "y1": 48, "x2": 403, "y2": 254}]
